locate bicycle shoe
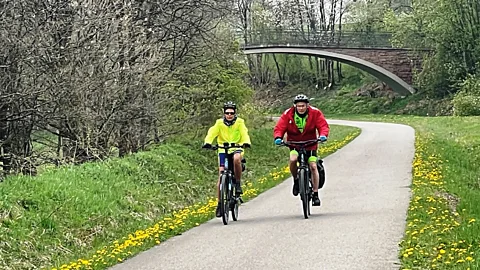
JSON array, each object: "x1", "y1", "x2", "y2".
[
  {"x1": 215, "y1": 202, "x2": 221, "y2": 218},
  {"x1": 312, "y1": 193, "x2": 321, "y2": 206},
  {"x1": 292, "y1": 178, "x2": 299, "y2": 196},
  {"x1": 235, "y1": 183, "x2": 243, "y2": 195}
]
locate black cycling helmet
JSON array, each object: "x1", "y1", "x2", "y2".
[
  {"x1": 293, "y1": 94, "x2": 309, "y2": 104},
  {"x1": 223, "y1": 101, "x2": 236, "y2": 111}
]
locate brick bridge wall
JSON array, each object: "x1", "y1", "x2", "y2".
[{"x1": 322, "y1": 48, "x2": 426, "y2": 85}]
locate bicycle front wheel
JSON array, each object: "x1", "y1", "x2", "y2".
[
  {"x1": 220, "y1": 174, "x2": 230, "y2": 225},
  {"x1": 298, "y1": 168, "x2": 309, "y2": 219}
]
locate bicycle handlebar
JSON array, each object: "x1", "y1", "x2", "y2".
[
  {"x1": 204, "y1": 142, "x2": 249, "y2": 151},
  {"x1": 279, "y1": 138, "x2": 325, "y2": 148}
]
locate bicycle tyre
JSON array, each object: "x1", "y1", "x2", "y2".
[
  {"x1": 307, "y1": 178, "x2": 312, "y2": 216},
  {"x1": 318, "y1": 160, "x2": 326, "y2": 189},
  {"x1": 231, "y1": 197, "x2": 239, "y2": 221},
  {"x1": 229, "y1": 179, "x2": 238, "y2": 221},
  {"x1": 220, "y1": 174, "x2": 229, "y2": 225},
  {"x1": 298, "y1": 168, "x2": 309, "y2": 219}
]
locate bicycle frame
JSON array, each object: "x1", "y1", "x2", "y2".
[
  {"x1": 282, "y1": 138, "x2": 320, "y2": 173},
  {"x1": 211, "y1": 142, "x2": 245, "y2": 184}
]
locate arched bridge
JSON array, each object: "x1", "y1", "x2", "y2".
[{"x1": 238, "y1": 30, "x2": 433, "y2": 95}]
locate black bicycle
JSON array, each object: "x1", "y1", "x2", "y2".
[
  {"x1": 280, "y1": 138, "x2": 325, "y2": 219},
  {"x1": 206, "y1": 142, "x2": 247, "y2": 225}
]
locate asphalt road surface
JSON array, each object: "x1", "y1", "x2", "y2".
[{"x1": 110, "y1": 119, "x2": 415, "y2": 270}]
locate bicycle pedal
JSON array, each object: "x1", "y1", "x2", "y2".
[{"x1": 238, "y1": 197, "x2": 244, "y2": 203}]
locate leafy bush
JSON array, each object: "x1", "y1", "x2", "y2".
[
  {"x1": 453, "y1": 74, "x2": 480, "y2": 116},
  {"x1": 453, "y1": 95, "x2": 480, "y2": 116}
]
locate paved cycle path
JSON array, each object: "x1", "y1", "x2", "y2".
[{"x1": 111, "y1": 119, "x2": 415, "y2": 270}]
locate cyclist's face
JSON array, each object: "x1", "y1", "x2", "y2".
[
  {"x1": 224, "y1": 109, "x2": 235, "y2": 120},
  {"x1": 295, "y1": 102, "x2": 308, "y2": 114}
]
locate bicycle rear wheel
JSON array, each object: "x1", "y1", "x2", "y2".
[
  {"x1": 298, "y1": 168, "x2": 309, "y2": 219},
  {"x1": 220, "y1": 174, "x2": 230, "y2": 225},
  {"x1": 231, "y1": 178, "x2": 239, "y2": 221},
  {"x1": 318, "y1": 160, "x2": 326, "y2": 189},
  {"x1": 231, "y1": 196, "x2": 239, "y2": 221},
  {"x1": 307, "y1": 179, "x2": 312, "y2": 216}
]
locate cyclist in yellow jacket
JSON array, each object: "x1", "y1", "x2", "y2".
[{"x1": 202, "y1": 101, "x2": 251, "y2": 217}]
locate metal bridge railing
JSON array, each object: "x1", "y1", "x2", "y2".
[{"x1": 236, "y1": 30, "x2": 401, "y2": 49}]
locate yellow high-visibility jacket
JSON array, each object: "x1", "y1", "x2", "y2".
[{"x1": 204, "y1": 117, "x2": 251, "y2": 154}]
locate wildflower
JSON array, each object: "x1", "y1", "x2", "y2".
[{"x1": 399, "y1": 135, "x2": 477, "y2": 269}]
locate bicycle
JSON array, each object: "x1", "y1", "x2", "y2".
[
  {"x1": 206, "y1": 142, "x2": 247, "y2": 225},
  {"x1": 279, "y1": 138, "x2": 325, "y2": 219}
]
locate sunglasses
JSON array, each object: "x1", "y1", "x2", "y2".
[{"x1": 224, "y1": 112, "x2": 235, "y2": 115}]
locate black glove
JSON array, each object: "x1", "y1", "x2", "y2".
[
  {"x1": 202, "y1": 143, "x2": 212, "y2": 149},
  {"x1": 243, "y1": 143, "x2": 251, "y2": 148}
]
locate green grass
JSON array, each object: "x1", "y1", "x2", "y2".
[
  {"x1": 309, "y1": 92, "x2": 453, "y2": 116},
  {"x1": 0, "y1": 123, "x2": 359, "y2": 270},
  {"x1": 329, "y1": 114, "x2": 480, "y2": 269},
  {"x1": 312, "y1": 95, "x2": 390, "y2": 114}
]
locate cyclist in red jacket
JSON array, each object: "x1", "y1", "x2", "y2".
[{"x1": 273, "y1": 94, "x2": 329, "y2": 206}]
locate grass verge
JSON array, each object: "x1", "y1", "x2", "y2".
[
  {"x1": 328, "y1": 114, "x2": 480, "y2": 269},
  {"x1": 0, "y1": 124, "x2": 360, "y2": 270}
]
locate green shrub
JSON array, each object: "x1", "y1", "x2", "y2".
[
  {"x1": 453, "y1": 95, "x2": 480, "y2": 116},
  {"x1": 452, "y1": 74, "x2": 480, "y2": 116}
]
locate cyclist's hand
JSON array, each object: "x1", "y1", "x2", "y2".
[
  {"x1": 274, "y1": 138, "x2": 282, "y2": 145},
  {"x1": 202, "y1": 143, "x2": 212, "y2": 149},
  {"x1": 243, "y1": 143, "x2": 251, "y2": 148},
  {"x1": 319, "y1": 135, "x2": 327, "y2": 142}
]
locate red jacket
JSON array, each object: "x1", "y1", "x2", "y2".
[{"x1": 273, "y1": 105, "x2": 330, "y2": 151}]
